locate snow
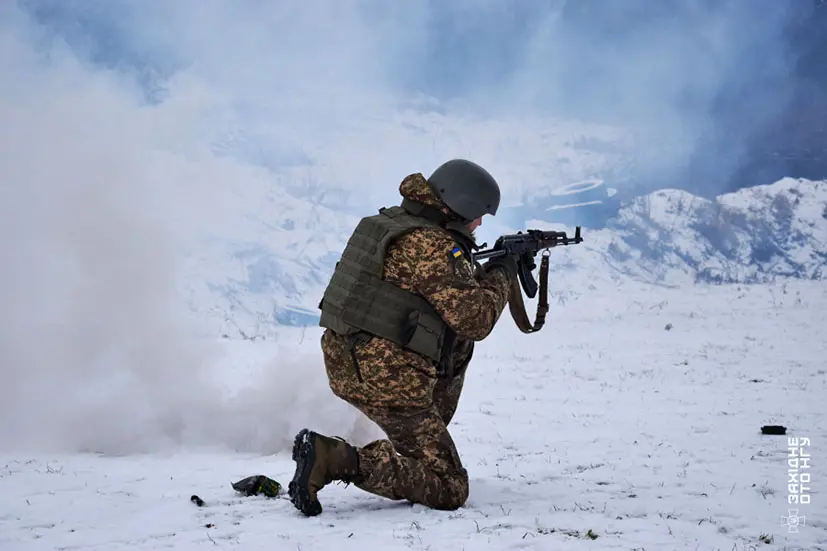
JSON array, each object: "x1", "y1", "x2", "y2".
[
  {"x1": 2, "y1": 279, "x2": 824, "y2": 551},
  {"x1": 3, "y1": 4, "x2": 825, "y2": 550}
]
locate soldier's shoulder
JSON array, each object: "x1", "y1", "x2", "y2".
[
  {"x1": 386, "y1": 226, "x2": 462, "y2": 278},
  {"x1": 394, "y1": 227, "x2": 478, "y2": 283},
  {"x1": 392, "y1": 226, "x2": 456, "y2": 253}
]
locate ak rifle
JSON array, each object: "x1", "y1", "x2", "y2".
[{"x1": 474, "y1": 227, "x2": 583, "y2": 333}]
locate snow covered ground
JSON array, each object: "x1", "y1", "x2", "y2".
[{"x1": 1, "y1": 278, "x2": 824, "y2": 551}]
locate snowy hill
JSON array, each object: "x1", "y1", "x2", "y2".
[
  {"x1": 3, "y1": 279, "x2": 824, "y2": 550},
  {"x1": 619, "y1": 178, "x2": 827, "y2": 283},
  {"x1": 6, "y1": 4, "x2": 827, "y2": 549},
  {"x1": 184, "y1": 176, "x2": 827, "y2": 338},
  {"x1": 548, "y1": 177, "x2": 827, "y2": 286}
]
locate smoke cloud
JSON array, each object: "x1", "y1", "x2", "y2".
[{"x1": 0, "y1": 1, "x2": 815, "y2": 454}]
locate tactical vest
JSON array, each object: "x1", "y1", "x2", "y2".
[{"x1": 318, "y1": 200, "x2": 474, "y2": 368}]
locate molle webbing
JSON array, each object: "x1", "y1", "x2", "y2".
[{"x1": 318, "y1": 206, "x2": 448, "y2": 362}]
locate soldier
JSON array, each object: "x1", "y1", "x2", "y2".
[{"x1": 288, "y1": 159, "x2": 518, "y2": 516}]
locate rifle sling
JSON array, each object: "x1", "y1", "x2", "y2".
[{"x1": 507, "y1": 254, "x2": 550, "y2": 333}]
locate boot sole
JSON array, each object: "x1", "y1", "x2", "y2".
[{"x1": 288, "y1": 428, "x2": 323, "y2": 517}]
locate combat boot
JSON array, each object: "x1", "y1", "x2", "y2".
[{"x1": 288, "y1": 428, "x2": 361, "y2": 516}]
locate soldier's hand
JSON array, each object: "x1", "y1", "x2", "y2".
[{"x1": 482, "y1": 254, "x2": 518, "y2": 280}]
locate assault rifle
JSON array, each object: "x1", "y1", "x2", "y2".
[{"x1": 473, "y1": 227, "x2": 583, "y2": 333}]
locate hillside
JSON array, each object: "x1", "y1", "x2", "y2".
[
  {"x1": 545, "y1": 177, "x2": 827, "y2": 286},
  {"x1": 179, "y1": 177, "x2": 826, "y2": 338}
]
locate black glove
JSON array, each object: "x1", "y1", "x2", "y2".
[{"x1": 482, "y1": 254, "x2": 518, "y2": 280}]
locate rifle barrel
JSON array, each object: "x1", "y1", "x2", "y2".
[{"x1": 472, "y1": 249, "x2": 507, "y2": 260}]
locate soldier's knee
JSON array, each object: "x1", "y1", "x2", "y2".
[
  {"x1": 439, "y1": 491, "x2": 468, "y2": 511},
  {"x1": 436, "y1": 470, "x2": 469, "y2": 511}
]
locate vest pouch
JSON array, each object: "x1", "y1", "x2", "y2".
[{"x1": 403, "y1": 309, "x2": 444, "y2": 362}]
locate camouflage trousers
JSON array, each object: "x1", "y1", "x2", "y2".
[{"x1": 321, "y1": 329, "x2": 471, "y2": 510}]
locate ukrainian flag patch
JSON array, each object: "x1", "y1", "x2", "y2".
[{"x1": 451, "y1": 247, "x2": 463, "y2": 258}]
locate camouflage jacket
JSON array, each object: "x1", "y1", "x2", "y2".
[{"x1": 322, "y1": 172, "x2": 512, "y2": 380}]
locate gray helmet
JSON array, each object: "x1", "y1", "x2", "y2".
[{"x1": 426, "y1": 159, "x2": 501, "y2": 221}]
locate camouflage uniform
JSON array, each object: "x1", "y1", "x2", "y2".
[{"x1": 289, "y1": 173, "x2": 513, "y2": 515}]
